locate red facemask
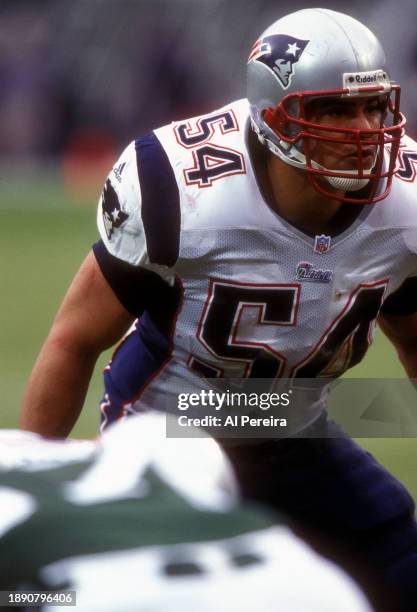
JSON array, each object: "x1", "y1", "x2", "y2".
[{"x1": 263, "y1": 85, "x2": 405, "y2": 204}]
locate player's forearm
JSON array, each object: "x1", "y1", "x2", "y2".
[
  {"x1": 20, "y1": 334, "x2": 100, "y2": 438},
  {"x1": 396, "y1": 346, "x2": 417, "y2": 379},
  {"x1": 378, "y1": 314, "x2": 417, "y2": 378}
]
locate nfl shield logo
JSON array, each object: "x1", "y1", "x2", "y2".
[{"x1": 314, "y1": 234, "x2": 331, "y2": 254}]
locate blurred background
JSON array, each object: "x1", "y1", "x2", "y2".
[{"x1": 1, "y1": 0, "x2": 416, "y2": 498}]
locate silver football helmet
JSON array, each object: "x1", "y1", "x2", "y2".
[{"x1": 247, "y1": 8, "x2": 405, "y2": 203}]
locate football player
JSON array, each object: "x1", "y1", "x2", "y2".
[
  {"x1": 20, "y1": 8, "x2": 417, "y2": 608},
  {"x1": 0, "y1": 414, "x2": 372, "y2": 612}
]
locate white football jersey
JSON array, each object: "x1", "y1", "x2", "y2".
[{"x1": 96, "y1": 99, "x2": 417, "y2": 433}]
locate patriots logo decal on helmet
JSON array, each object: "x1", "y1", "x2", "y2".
[{"x1": 248, "y1": 34, "x2": 309, "y2": 89}]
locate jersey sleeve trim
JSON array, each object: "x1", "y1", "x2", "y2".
[
  {"x1": 381, "y1": 277, "x2": 417, "y2": 316},
  {"x1": 93, "y1": 240, "x2": 172, "y2": 317},
  {"x1": 135, "y1": 133, "x2": 181, "y2": 267}
]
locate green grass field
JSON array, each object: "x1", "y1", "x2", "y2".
[{"x1": 1, "y1": 187, "x2": 416, "y2": 504}]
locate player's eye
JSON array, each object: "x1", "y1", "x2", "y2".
[
  {"x1": 323, "y1": 105, "x2": 347, "y2": 117},
  {"x1": 366, "y1": 99, "x2": 387, "y2": 114},
  {"x1": 305, "y1": 100, "x2": 348, "y2": 121}
]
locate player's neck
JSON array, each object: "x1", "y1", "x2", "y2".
[
  {"x1": 248, "y1": 129, "x2": 364, "y2": 237},
  {"x1": 266, "y1": 155, "x2": 345, "y2": 236}
]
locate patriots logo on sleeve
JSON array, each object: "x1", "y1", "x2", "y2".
[
  {"x1": 101, "y1": 179, "x2": 129, "y2": 239},
  {"x1": 248, "y1": 34, "x2": 309, "y2": 89}
]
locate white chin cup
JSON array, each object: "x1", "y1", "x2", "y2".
[
  {"x1": 316, "y1": 155, "x2": 376, "y2": 192},
  {"x1": 324, "y1": 174, "x2": 370, "y2": 192}
]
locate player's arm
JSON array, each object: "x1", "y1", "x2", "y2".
[
  {"x1": 20, "y1": 252, "x2": 135, "y2": 437},
  {"x1": 378, "y1": 277, "x2": 417, "y2": 376},
  {"x1": 378, "y1": 311, "x2": 417, "y2": 377},
  {"x1": 21, "y1": 135, "x2": 179, "y2": 437}
]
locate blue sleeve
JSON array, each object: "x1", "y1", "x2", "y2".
[
  {"x1": 381, "y1": 277, "x2": 417, "y2": 316},
  {"x1": 92, "y1": 240, "x2": 176, "y2": 317}
]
